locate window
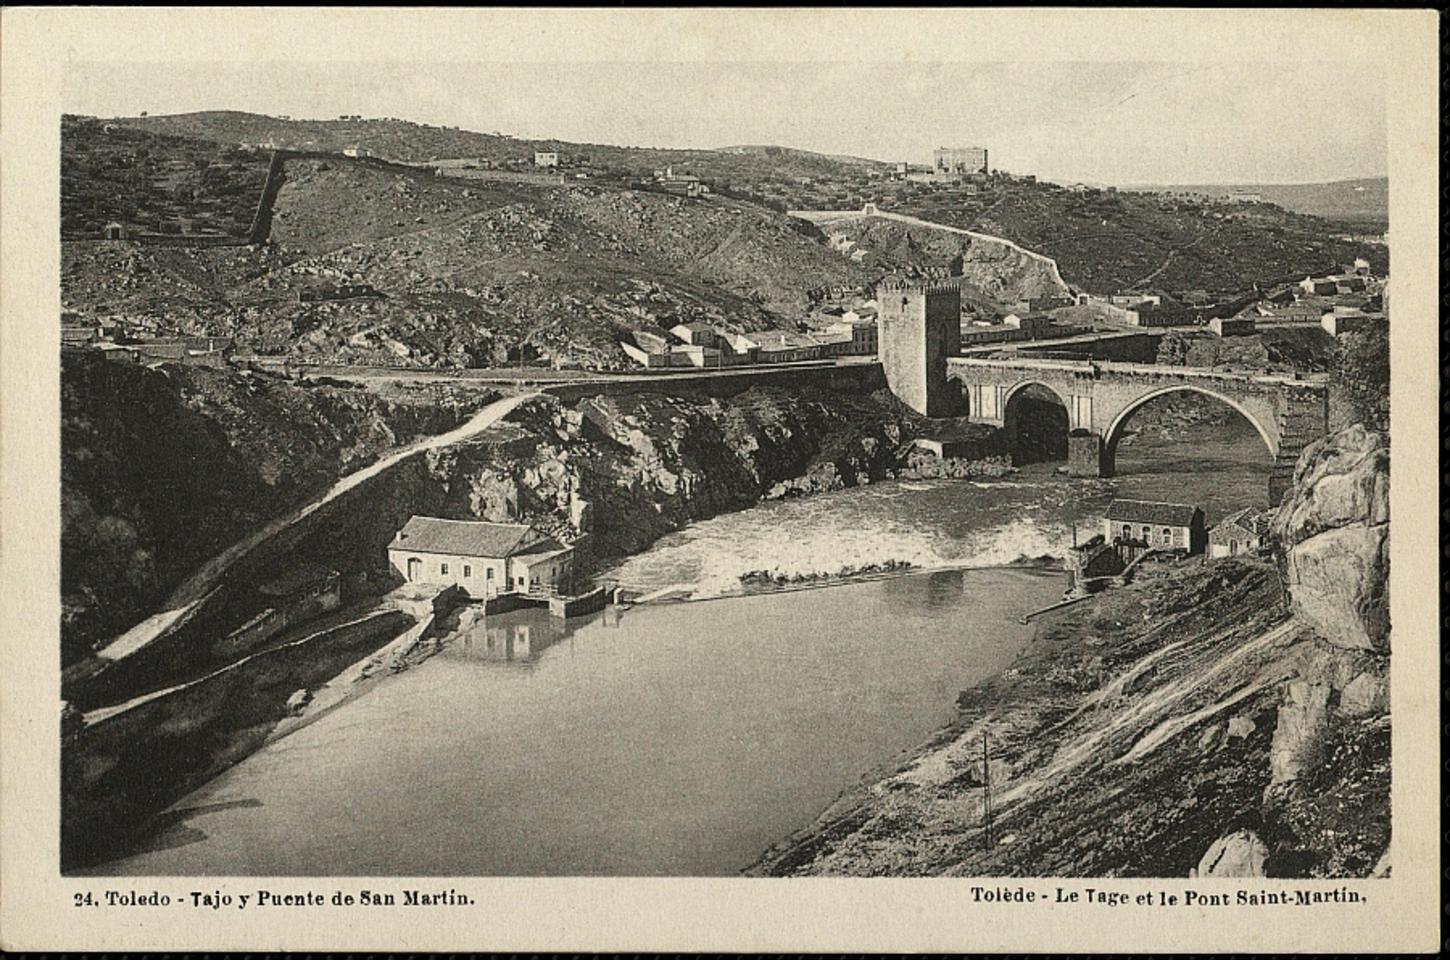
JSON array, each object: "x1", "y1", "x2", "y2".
[
  {"x1": 1121, "y1": 524, "x2": 1132, "y2": 540},
  {"x1": 441, "y1": 562, "x2": 449, "y2": 575},
  {"x1": 1161, "y1": 527, "x2": 1173, "y2": 545},
  {"x1": 486, "y1": 568, "x2": 494, "y2": 580},
  {"x1": 464, "y1": 565, "x2": 472, "y2": 578},
  {"x1": 1141, "y1": 525, "x2": 1151, "y2": 541},
  {"x1": 1230, "y1": 539, "x2": 1239, "y2": 554}
]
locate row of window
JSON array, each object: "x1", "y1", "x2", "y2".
[{"x1": 1120, "y1": 524, "x2": 1177, "y2": 546}]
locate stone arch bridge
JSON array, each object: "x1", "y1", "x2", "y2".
[{"x1": 945, "y1": 356, "x2": 1329, "y2": 503}]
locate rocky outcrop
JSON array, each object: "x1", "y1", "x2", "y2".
[
  {"x1": 1195, "y1": 830, "x2": 1269, "y2": 878},
  {"x1": 1266, "y1": 680, "x2": 1331, "y2": 792},
  {"x1": 1271, "y1": 424, "x2": 1388, "y2": 654},
  {"x1": 421, "y1": 387, "x2": 991, "y2": 563}
]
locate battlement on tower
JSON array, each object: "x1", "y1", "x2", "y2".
[{"x1": 875, "y1": 277, "x2": 962, "y2": 299}]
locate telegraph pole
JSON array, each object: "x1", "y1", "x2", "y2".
[{"x1": 982, "y1": 730, "x2": 993, "y2": 851}]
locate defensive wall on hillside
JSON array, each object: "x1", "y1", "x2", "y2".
[{"x1": 788, "y1": 205, "x2": 1074, "y2": 294}]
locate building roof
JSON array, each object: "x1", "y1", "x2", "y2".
[
  {"x1": 1104, "y1": 499, "x2": 1202, "y2": 527},
  {"x1": 1210, "y1": 507, "x2": 1267, "y2": 539},
  {"x1": 513, "y1": 537, "x2": 572, "y2": 562},
  {"x1": 389, "y1": 516, "x2": 537, "y2": 558}
]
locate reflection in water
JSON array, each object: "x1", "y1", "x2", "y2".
[
  {"x1": 878, "y1": 568, "x2": 967, "y2": 611},
  {"x1": 450, "y1": 609, "x2": 579, "y2": 663}
]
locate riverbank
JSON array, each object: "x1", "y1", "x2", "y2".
[
  {"x1": 61, "y1": 374, "x2": 1011, "y2": 869},
  {"x1": 750, "y1": 552, "x2": 1389, "y2": 878},
  {"x1": 81, "y1": 567, "x2": 1065, "y2": 877}
]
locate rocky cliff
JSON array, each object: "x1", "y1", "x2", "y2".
[
  {"x1": 60, "y1": 353, "x2": 489, "y2": 664},
  {"x1": 405, "y1": 386, "x2": 1000, "y2": 563},
  {"x1": 757, "y1": 421, "x2": 1391, "y2": 879}
]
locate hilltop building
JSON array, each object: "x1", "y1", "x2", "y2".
[
  {"x1": 533, "y1": 151, "x2": 559, "y2": 168},
  {"x1": 388, "y1": 517, "x2": 574, "y2": 598},
  {"x1": 933, "y1": 146, "x2": 988, "y2": 178}
]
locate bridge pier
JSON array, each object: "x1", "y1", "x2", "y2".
[{"x1": 1068, "y1": 431, "x2": 1107, "y2": 478}]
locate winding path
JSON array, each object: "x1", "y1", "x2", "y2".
[{"x1": 89, "y1": 392, "x2": 540, "y2": 666}]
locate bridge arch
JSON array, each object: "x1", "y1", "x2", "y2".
[
  {"x1": 1002, "y1": 378, "x2": 1073, "y2": 466},
  {"x1": 1101, "y1": 384, "x2": 1277, "y2": 477},
  {"x1": 1002, "y1": 377, "x2": 1072, "y2": 412}
]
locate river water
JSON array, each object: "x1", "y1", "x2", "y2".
[{"x1": 89, "y1": 425, "x2": 1270, "y2": 876}]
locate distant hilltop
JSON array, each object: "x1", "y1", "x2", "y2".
[
  {"x1": 94, "y1": 111, "x2": 893, "y2": 184},
  {"x1": 1124, "y1": 177, "x2": 1387, "y2": 225}
]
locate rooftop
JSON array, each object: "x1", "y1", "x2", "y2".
[
  {"x1": 389, "y1": 516, "x2": 539, "y2": 558},
  {"x1": 1211, "y1": 507, "x2": 1268, "y2": 536},
  {"x1": 1105, "y1": 499, "x2": 1202, "y2": 527}
]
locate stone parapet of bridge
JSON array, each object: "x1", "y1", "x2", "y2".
[{"x1": 945, "y1": 356, "x2": 1329, "y2": 503}]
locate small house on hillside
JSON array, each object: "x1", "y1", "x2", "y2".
[
  {"x1": 1208, "y1": 508, "x2": 1269, "y2": 559},
  {"x1": 670, "y1": 321, "x2": 717, "y2": 347},
  {"x1": 388, "y1": 516, "x2": 574, "y2": 598},
  {"x1": 1103, "y1": 499, "x2": 1205, "y2": 554}
]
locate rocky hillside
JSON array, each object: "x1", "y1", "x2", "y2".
[
  {"x1": 60, "y1": 352, "x2": 490, "y2": 664},
  {"x1": 895, "y1": 179, "x2": 1386, "y2": 294},
  {"x1": 756, "y1": 418, "x2": 1390, "y2": 879},
  {"x1": 62, "y1": 124, "x2": 878, "y2": 368},
  {"x1": 800, "y1": 213, "x2": 1069, "y2": 305}
]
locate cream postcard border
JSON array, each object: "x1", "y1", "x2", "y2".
[{"x1": 0, "y1": 7, "x2": 1439, "y2": 953}]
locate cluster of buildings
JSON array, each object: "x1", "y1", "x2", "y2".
[
  {"x1": 61, "y1": 313, "x2": 235, "y2": 367},
  {"x1": 620, "y1": 313, "x2": 877, "y2": 369},
  {"x1": 634, "y1": 166, "x2": 711, "y2": 199},
  {"x1": 1241, "y1": 259, "x2": 1386, "y2": 337},
  {"x1": 1103, "y1": 499, "x2": 1269, "y2": 558},
  {"x1": 890, "y1": 145, "x2": 990, "y2": 184},
  {"x1": 1068, "y1": 498, "x2": 1271, "y2": 595},
  {"x1": 958, "y1": 310, "x2": 1085, "y2": 346}
]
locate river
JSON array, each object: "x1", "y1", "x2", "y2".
[{"x1": 86, "y1": 421, "x2": 1270, "y2": 876}]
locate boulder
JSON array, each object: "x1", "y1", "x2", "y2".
[
  {"x1": 1196, "y1": 830, "x2": 1269, "y2": 877},
  {"x1": 1272, "y1": 424, "x2": 1388, "y2": 654},
  {"x1": 1267, "y1": 680, "x2": 1330, "y2": 791},
  {"x1": 1226, "y1": 715, "x2": 1256, "y2": 739},
  {"x1": 1339, "y1": 671, "x2": 1388, "y2": 717},
  {"x1": 285, "y1": 688, "x2": 311, "y2": 716}
]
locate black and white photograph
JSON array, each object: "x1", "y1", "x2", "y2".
[{"x1": 0, "y1": 7, "x2": 1439, "y2": 954}]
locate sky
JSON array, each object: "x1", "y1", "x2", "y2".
[{"x1": 63, "y1": 59, "x2": 1387, "y2": 187}]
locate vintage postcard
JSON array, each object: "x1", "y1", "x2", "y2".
[{"x1": 0, "y1": 7, "x2": 1440, "y2": 953}]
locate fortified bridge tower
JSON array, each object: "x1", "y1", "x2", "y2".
[{"x1": 876, "y1": 277, "x2": 961, "y2": 417}]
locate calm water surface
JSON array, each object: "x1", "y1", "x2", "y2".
[{"x1": 93, "y1": 425, "x2": 1269, "y2": 875}]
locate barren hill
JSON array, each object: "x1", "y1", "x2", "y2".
[
  {"x1": 61, "y1": 122, "x2": 877, "y2": 368},
  {"x1": 107, "y1": 111, "x2": 891, "y2": 184}
]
